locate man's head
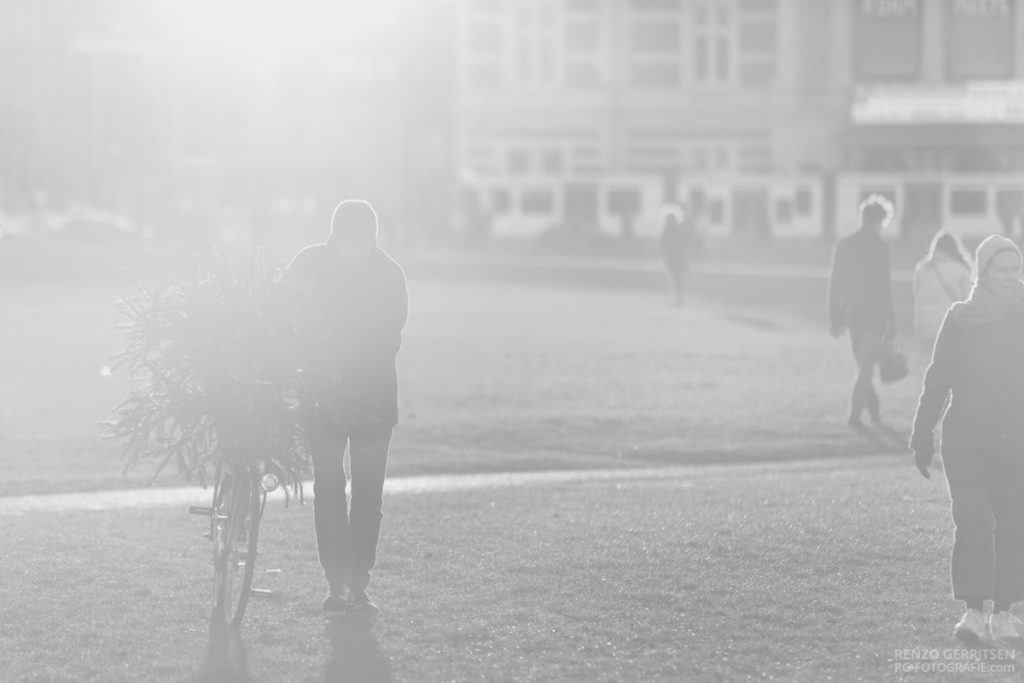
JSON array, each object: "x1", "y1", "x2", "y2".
[
  {"x1": 328, "y1": 199, "x2": 378, "y2": 258},
  {"x1": 858, "y1": 194, "x2": 894, "y2": 233},
  {"x1": 661, "y1": 203, "x2": 685, "y2": 228}
]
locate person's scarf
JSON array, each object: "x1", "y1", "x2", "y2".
[{"x1": 950, "y1": 279, "x2": 1024, "y2": 330}]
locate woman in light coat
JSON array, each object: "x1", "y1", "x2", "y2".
[
  {"x1": 909, "y1": 235, "x2": 1024, "y2": 643},
  {"x1": 913, "y1": 230, "x2": 973, "y2": 349}
]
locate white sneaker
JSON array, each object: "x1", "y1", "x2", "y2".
[
  {"x1": 955, "y1": 608, "x2": 988, "y2": 643},
  {"x1": 990, "y1": 612, "x2": 1023, "y2": 641}
]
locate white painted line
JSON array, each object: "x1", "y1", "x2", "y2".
[{"x1": 0, "y1": 467, "x2": 695, "y2": 516}]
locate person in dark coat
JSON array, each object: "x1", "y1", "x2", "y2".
[
  {"x1": 659, "y1": 204, "x2": 695, "y2": 307},
  {"x1": 910, "y1": 235, "x2": 1024, "y2": 643},
  {"x1": 280, "y1": 199, "x2": 408, "y2": 613},
  {"x1": 827, "y1": 195, "x2": 896, "y2": 426}
]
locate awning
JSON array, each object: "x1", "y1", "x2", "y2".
[{"x1": 851, "y1": 82, "x2": 1024, "y2": 125}]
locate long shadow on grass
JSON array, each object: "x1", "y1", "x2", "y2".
[
  {"x1": 719, "y1": 312, "x2": 786, "y2": 332},
  {"x1": 324, "y1": 611, "x2": 394, "y2": 683},
  {"x1": 631, "y1": 430, "x2": 907, "y2": 468},
  {"x1": 193, "y1": 615, "x2": 251, "y2": 683}
]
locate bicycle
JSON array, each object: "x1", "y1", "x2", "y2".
[
  {"x1": 189, "y1": 461, "x2": 282, "y2": 627},
  {"x1": 110, "y1": 253, "x2": 312, "y2": 628}
]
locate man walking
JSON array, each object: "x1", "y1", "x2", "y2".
[
  {"x1": 827, "y1": 195, "x2": 896, "y2": 427},
  {"x1": 281, "y1": 199, "x2": 408, "y2": 612},
  {"x1": 659, "y1": 204, "x2": 696, "y2": 307}
]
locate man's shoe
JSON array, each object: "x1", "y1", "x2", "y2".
[
  {"x1": 990, "y1": 612, "x2": 1022, "y2": 640},
  {"x1": 322, "y1": 593, "x2": 350, "y2": 612},
  {"x1": 955, "y1": 608, "x2": 988, "y2": 643},
  {"x1": 350, "y1": 589, "x2": 380, "y2": 614}
]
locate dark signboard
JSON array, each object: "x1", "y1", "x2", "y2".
[
  {"x1": 946, "y1": 0, "x2": 1015, "y2": 79},
  {"x1": 854, "y1": 0, "x2": 922, "y2": 80}
]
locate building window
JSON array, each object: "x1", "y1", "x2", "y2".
[
  {"x1": 629, "y1": 23, "x2": 680, "y2": 54},
  {"x1": 775, "y1": 198, "x2": 793, "y2": 223},
  {"x1": 708, "y1": 198, "x2": 725, "y2": 224},
  {"x1": 692, "y1": 147, "x2": 708, "y2": 171},
  {"x1": 945, "y1": 0, "x2": 1015, "y2": 80},
  {"x1": 738, "y1": 62, "x2": 775, "y2": 87},
  {"x1": 737, "y1": 0, "x2": 777, "y2": 90},
  {"x1": 521, "y1": 188, "x2": 555, "y2": 214},
  {"x1": 0, "y1": 3, "x2": 11, "y2": 45},
  {"x1": 739, "y1": 20, "x2": 775, "y2": 52},
  {"x1": 564, "y1": 62, "x2": 601, "y2": 86},
  {"x1": 795, "y1": 188, "x2": 813, "y2": 216},
  {"x1": 853, "y1": 0, "x2": 922, "y2": 80},
  {"x1": 468, "y1": 22, "x2": 503, "y2": 54},
  {"x1": 468, "y1": 62, "x2": 503, "y2": 87},
  {"x1": 511, "y1": 1, "x2": 560, "y2": 85},
  {"x1": 543, "y1": 149, "x2": 563, "y2": 174},
  {"x1": 467, "y1": 145, "x2": 494, "y2": 166},
  {"x1": 625, "y1": 144, "x2": 680, "y2": 171},
  {"x1": 716, "y1": 33, "x2": 730, "y2": 81},
  {"x1": 508, "y1": 149, "x2": 530, "y2": 174},
  {"x1": 607, "y1": 187, "x2": 642, "y2": 215},
  {"x1": 693, "y1": 2, "x2": 735, "y2": 84},
  {"x1": 565, "y1": 22, "x2": 600, "y2": 52},
  {"x1": 516, "y1": 36, "x2": 531, "y2": 80},
  {"x1": 491, "y1": 188, "x2": 512, "y2": 214},
  {"x1": 572, "y1": 146, "x2": 603, "y2": 173},
  {"x1": 714, "y1": 147, "x2": 731, "y2": 169},
  {"x1": 516, "y1": 4, "x2": 531, "y2": 27},
  {"x1": 629, "y1": 0, "x2": 680, "y2": 11},
  {"x1": 470, "y1": 0, "x2": 503, "y2": 12},
  {"x1": 538, "y1": 38, "x2": 554, "y2": 80},
  {"x1": 629, "y1": 62, "x2": 680, "y2": 87}
]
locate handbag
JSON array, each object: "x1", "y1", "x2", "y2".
[{"x1": 878, "y1": 336, "x2": 909, "y2": 384}]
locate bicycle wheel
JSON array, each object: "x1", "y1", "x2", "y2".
[{"x1": 212, "y1": 469, "x2": 263, "y2": 627}]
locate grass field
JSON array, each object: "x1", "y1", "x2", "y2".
[
  {"x1": 2, "y1": 270, "x2": 974, "y2": 681},
  {"x1": 0, "y1": 457, "x2": 1014, "y2": 682},
  {"x1": 1, "y1": 274, "x2": 924, "y2": 496}
]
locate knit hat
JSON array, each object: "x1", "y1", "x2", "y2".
[
  {"x1": 975, "y1": 235, "x2": 1022, "y2": 279},
  {"x1": 329, "y1": 199, "x2": 378, "y2": 245}
]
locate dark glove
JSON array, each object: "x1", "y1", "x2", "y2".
[
  {"x1": 830, "y1": 321, "x2": 844, "y2": 339},
  {"x1": 913, "y1": 445, "x2": 934, "y2": 479}
]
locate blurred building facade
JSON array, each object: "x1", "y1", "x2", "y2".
[
  {"x1": 455, "y1": 0, "x2": 1024, "y2": 244},
  {"x1": 0, "y1": 0, "x2": 454, "y2": 244}
]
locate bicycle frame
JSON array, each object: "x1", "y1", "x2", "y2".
[{"x1": 189, "y1": 461, "x2": 268, "y2": 627}]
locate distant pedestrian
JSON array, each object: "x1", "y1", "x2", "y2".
[
  {"x1": 826, "y1": 195, "x2": 897, "y2": 427},
  {"x1": 279, "y1": 199, "x2": 409, "y2": 614},
  {"x1": 909, "y1": 235, "x2": 1024, "y2": 643},
  {"x1": 913, "y1": 230, "x2": 972, "y2": 349},
  {"x1": 659, "y1": 204, "x2": 695, "y2": 307}
]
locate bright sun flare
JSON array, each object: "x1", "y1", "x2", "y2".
[{"x1": 155, "y1": 0, "x2": 403, "y2": 66}]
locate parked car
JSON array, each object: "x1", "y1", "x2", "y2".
[
  {"x1": 0, "y1": 211, "x2": 32, "y2": 240},
  {"x1": 47, "y1": 207, "x2": 141, "y2": 243}
]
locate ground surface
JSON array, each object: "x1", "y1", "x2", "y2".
[
  {"x1": 2, "y1": 273, "x2": 997, "y2": 682},
  {"x1": 2, "y1": 276, "x2": 921, "y2": 496},
  {"x1": 2, "y1": 458, "x2": 1020, "y2": 682}
]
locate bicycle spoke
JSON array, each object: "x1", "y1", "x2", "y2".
[{"x1": 207, "y1": 469, "x2": 262, "y2": 627}]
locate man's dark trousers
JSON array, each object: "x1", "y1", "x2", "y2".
[
  {"x1": 311, "y1": 424, "x2": 392, "y2": 595},
  {"x1": 849, "y1": 326, "x2": 884, "y2": 422}
]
